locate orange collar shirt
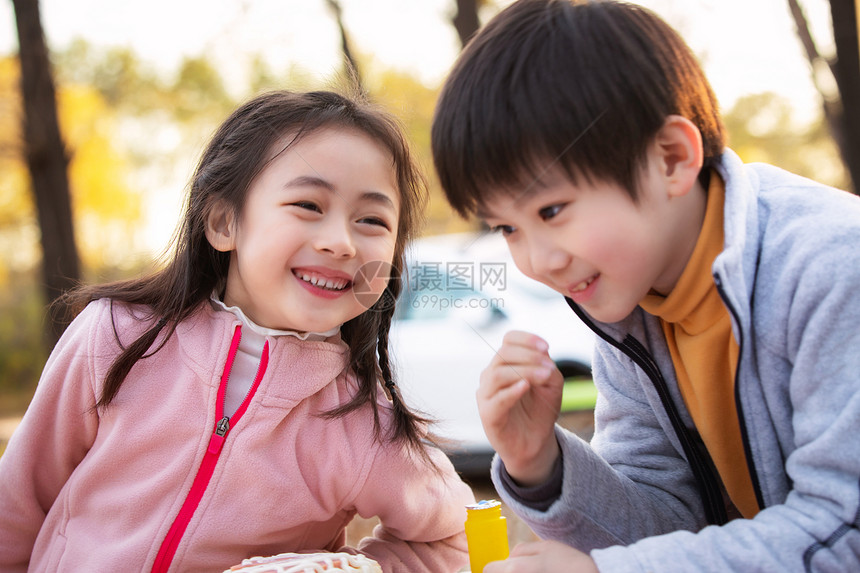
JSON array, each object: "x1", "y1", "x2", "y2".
[{"x1": 640, "y1": 174, "x2": 759, "y2": 519}]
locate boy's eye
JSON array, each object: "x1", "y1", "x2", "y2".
[
  {"x1": 490, "y1": 224, "x2": 516, "y2": 237},
  {"x1": 538, "y1": 204, "x2": 565, "y2": 220}
]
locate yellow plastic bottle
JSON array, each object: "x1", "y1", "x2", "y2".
[{"x1": 464, "y1": 499, "x2": 509, "y2": 572}]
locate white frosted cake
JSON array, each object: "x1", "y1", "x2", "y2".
[{"x1": 223, "y1": 552, "x2": 383, "y2": 573}]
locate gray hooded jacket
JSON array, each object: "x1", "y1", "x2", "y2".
[{"x1": 491, "y1": 149, "x2": 860, "y2": 572}]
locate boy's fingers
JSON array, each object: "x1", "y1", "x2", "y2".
[
  {"x1": 483, "y1": 560, "x2": 517, "y2": 573},
  {"x1": 494, "y1": 332, "x2": 550, "y2": 361},
  {"x1": 501, "y1": 330, "x2": 550, "y2": 352},
  {"x1": 489, "y1": 334, "x2": 554, "y2": 373},
  {"x1": 480, "y1": 378, "x2": 529, "y2": 417},
  {"x1": 479, "y1": 362, "x2": 554, "y2": 399},
  {"x1": 509, "y1": 541, "x2": 545, "y2": 557},
  {"x1": 483, "y1": 553, "x2": 542, "y2": 573},
  {"x1": 490, "y1": 345, "x2": 554, "y2": 373}
]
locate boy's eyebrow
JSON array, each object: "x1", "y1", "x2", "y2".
[
  {"x1": 284, "y1": 175, "x2": 397, "y2": 210},
  {"x1": 474, "y1": 181, "x2": 554, "y2": 220},
  {"x1": 474, "y1": 204, "x2": 496, "y2": 220}
]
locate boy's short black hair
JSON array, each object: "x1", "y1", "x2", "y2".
[{"x1": 431, "y1": 0, "x2": 726, "y2": 217}]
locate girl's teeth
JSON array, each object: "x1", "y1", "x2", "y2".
[{"x1": 300, "y1": 273, "x2": 347, "y2": 291}]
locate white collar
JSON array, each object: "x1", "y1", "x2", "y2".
[{"x1": 209, "y1": 295, "x2": 339, "y2": 342}]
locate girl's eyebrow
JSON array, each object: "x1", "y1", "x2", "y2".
[
  {"x1": 284, "y1": 175, "x2": 336, "y2": 192},
  {"x1": 285, "y1": 175, "x2": 397, "y2": 211},
  {"x1": 360, "y1": 191, "x2": 398, "y2": 212}
]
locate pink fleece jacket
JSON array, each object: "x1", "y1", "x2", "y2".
[{"x1": 0, "y1": 299, "x2": 474, "y2": 572}]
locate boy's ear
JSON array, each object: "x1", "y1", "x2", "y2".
[
  {"x1": 654, "y1": 115, "x2": 704, "y2": 198},
  {"x1": 205, "y1": 201, "x2": 237, "y2": 252}
]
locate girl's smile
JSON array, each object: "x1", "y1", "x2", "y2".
[{"x1": 293, "y1": 266, "x2": 353, "y2": 298}]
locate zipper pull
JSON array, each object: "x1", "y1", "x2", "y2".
[
  {"x1": 207, "y1": 416, "x2": 230, "y2": 454},
  {"x1": 215, "y1": 416, "x2": 230, "y2": 436}
]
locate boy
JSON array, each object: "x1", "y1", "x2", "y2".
[{"x1": 431, "y1": 1, "x2": 860, "y2": 571}]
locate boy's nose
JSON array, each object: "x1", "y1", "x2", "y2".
[{"x1": 528, "y1": 239, "x2": 569, "y2": 278}]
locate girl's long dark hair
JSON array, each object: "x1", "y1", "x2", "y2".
[{"x1": 61, "y1": 90, "x2": 432, "y2": 455}]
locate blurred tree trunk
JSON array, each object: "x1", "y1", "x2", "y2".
[
  {"x1": 788, "y1": 0, "x2": 860, "y2": 193},
  {"x1": 325, "y1": 0, "x2": 364, "y2": 94},
  {"x1": 452, "y1": 0, "x2": 481, "y2": 49},
  {"x1": 828, "y1": 0, "x2": 860, "y2": 193},
  {"x1": 12, "y1": 0, "x2": 80, "y2": 347}
]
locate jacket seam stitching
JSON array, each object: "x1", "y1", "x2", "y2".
[{"x1": 801, "y1": 476, "x2": 860, "y2": 571}]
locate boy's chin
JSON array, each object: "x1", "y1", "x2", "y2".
[{"x1": 580, "y1": 302, "x2": 637, "y2": 324}]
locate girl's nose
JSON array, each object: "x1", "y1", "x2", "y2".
[{"x1": 315, "y1": 222, "x2": 356, "y2": 258}]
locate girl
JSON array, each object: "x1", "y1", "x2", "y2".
[{"x1": 0, "y1": 90, "x2": 474, "y2": 572}]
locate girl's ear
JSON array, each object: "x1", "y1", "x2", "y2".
[
  {"x1": 654, "y1": 115, "x2": 704, "y2": 198},
  {"x1": 205, "y1": 201, "x2": 237, "y2": 252}
]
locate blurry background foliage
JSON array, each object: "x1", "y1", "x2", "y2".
[
  {"x1": 0, "y1": 5, "x2": 852, "y2": 414},
  {"x1": 0, "y1": 39, "x2": 480, "y2": 410}
]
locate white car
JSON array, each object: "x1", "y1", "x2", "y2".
[{"x1": 389, "y1": 232, "x2": 596, "y2": 477}]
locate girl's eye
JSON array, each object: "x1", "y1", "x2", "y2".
[
  {"x1": 291, "y1": 201, "x2": 321, "y2": 213},
  {"x1": 490, "y1": 224, "x2": 516, "y2": 237},
  {"x1": 358, "y1": 216, "x2": 391, "y2": 230},
  {"x1": 538, "y1": 204, "x2": 565, "y2": 220}
]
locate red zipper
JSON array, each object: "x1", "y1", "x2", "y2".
[{"x1": 151, "y1": 325, "x2": 269, "y2": 573}]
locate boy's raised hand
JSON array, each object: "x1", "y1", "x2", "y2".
[{"x1": 478, "y1": 331, "x2": 564, "y2": 486}]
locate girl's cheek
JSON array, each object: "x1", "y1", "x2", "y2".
[{"x1": 355, "y1": 260, "x2": 395, "y2": 294}]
